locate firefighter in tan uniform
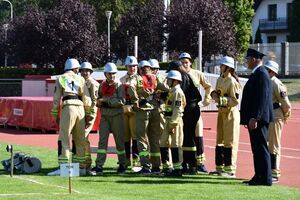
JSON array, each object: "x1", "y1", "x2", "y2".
[
  {"x1": 79, "y1": 62, "x2": 100, "y2": 170},
  {"x1": 120, "y1": 56, "x2": 139, "y2": 168},
  {"x1": 48, "y1": 58, "x2": 91, "y2": 176},
  {"x1": 160, "y1": 69, "x2": 186, "y2": 177},
  {"x1": 149, "y1": 58, "x2": 168, "y2": 136},
  {"x1": 89, "y1": 62, "x2": 127, "y2": 175},
  {"x1": 264, "y1": 60, "x2": 291, "y2": 183},
  {"x1": 210, "y1": 56, "x2": 241, "y2": 177},
  {"x1": 179, "y1": 52, "x2": 212, "y2": 173},
  {"x1": 127, "y1": 60, "x2": 168, "y2": 174}
]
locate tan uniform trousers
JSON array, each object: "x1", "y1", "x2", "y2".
[
  {"x1": 136, "y1": 108, "x2": 161, "y2": 169},
  {"x1": 124, "y1": 107, "x2": 136, "y2": 142},
  {"x1": 216, "y1": 106, "x2": 240, "y2": 173},
  {"x1": 195, "y1": 115, "x2": 203, "y2": 137},
  {"x1": 96, "y1": 112, "x2": 126, "y2": 166},
  {"x1": 58, "y1": 105, "x2": 86, "y2": 168},
  {"x1": 268, "y1": 108, "x2": 284, "y2": 176},
  {"x1": 160, "y1": 118, "x2": 183, "y2": 148},
  {"x1": 84, "y1": 111, "x2": 97, "y2": 168}
]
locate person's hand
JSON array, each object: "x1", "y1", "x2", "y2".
[
  {"x1": 55, "y1": 117, "x2": 60, "y2": 125},
  {"x1": 169, "y1": 128, "x2": 175, "y2": 135},
  {"x1": 202, "y1": 98, "x2": 210, "y2": 107},
  {"x1": 85, "y1": 116, "x2": 93, "y2": 128},
  {"x1": 132, "y1": 103, "x2": 139, "y2": 111},
  {"x1": 248, "y1": 118, "x2": 257, "y2": 130}
]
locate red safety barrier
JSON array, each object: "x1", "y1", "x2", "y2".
[{"x1": 0, "y1": 97, "x2": 100, "y2": 133}]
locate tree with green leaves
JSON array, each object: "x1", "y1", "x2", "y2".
[
  {"x1": 83, "y1": 0, "x2": 147, "y2": 33},
  {"x1": 0, "y1": 0, "x2": 56, "y2": 24},
  {"x1": 2, "y1": 0, "x2": 106, "y2": 72},
  {"x1": 112, "y1": 0, "x2": 165, "y2": 60},
  {"x1": 224, "y1": 0, "x2": 254, "y2": 59},
  {"x1": 288, "y1": 0, "x2": 300, "y2": 42},
  {"x1": 167, "y1": 0, "x2": 237, "y2": 61}
]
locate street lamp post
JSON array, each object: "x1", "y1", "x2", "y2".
[
  {"x1": 105, "y1": 11, "x2": 112, "y2": 60},
  {"x1": 1, "y1": 0, "x2": 13, "y2": 21},
  {"x1": 1, "y1": 0, "x2": 13, "y2": 67},
  {"x1": 3, "y1": 24, "x2": 8, "y2": 67}
]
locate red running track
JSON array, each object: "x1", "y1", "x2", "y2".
[{"x1": 0, "y1": 103, "x2": 299, "y2": 188}]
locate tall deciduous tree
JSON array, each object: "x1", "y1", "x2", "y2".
[
  {"x1": 224, "y1": 0, "x2": 254, "y2": 59},
  {"x1": 288, "y1": 0, "x2": 300, "y2": 42},
  {"x1": 167, "y1": 0, "x2": 237, "y2": 61},
  {"x1": 3, "y1": 0, "x2": 106, "y2": 72},
  {"x1": 112, "y1": 0, "x2": 165, "y2": 60},
  {"x1": 83, "y1": 0, "x2": 147, "y2": 33}
]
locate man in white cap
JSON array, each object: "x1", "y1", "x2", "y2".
[
  {"x1": 179, "y1": 52, "x2": 212, "y2": 174},
  {"x1": 210, "y1": 56, "x2": 241, "y2": 178},
  {"x1": 90, "y1": 62, "x2": 127, "y2": 175},
  {"x1": 48, "y1": 58, "x2": 91, "y2": 176},
  {"x1": 128, "y1": 60, "x2": 168, "y2": 175},
  {"x1": 264, "y1": 60, "x2": 291, "y2": 183},
  {"x1": 79, "y1": 62, "x2": 100, "y2": 170},
  {"x1": 120, "y1": 56, "x2": 140, "y2": 169}
]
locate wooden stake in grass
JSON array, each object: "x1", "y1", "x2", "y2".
[{"x1": 60, "y1": 163, "x2": 79, "y2": 194}]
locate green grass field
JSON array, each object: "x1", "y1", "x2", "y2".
[
  {"x1": 1, "y1": 142, "x2": 300, "y2": 199},
  {"x1": 280, "y1": 78, "x2": 300, "y2": 102}
]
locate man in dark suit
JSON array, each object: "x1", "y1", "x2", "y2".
[{"x1": 240, "y1": 48, "x2": 273, "y2": 186}]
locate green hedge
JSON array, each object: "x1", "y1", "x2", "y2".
[
  {"x1": 0, "y1": 62, "x2": 170, "y2": 78},
  {"x1": 0, "y1": 67, "x2": 56, "y2": 79}
]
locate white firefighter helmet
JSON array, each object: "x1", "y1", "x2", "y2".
[
  {"x1": 104, "y1": 62, "x2": 118, "y2": 73},
  {"x1": 148, "y1": 59, "x2": 160, "y2": 69},
  {"x1": 138, "y1": 60, "x2": 151, "y2": 68},
  {"x1": 167, "y1": 70, "x2": 182, "y2": 82},
  {"x1": 80, "y1": 62, "x2": 93, "y2": 71},
  {"x1": 220, "y1": 56, "x2": 235, "y2": 69},
  {"x1": 179, "y1": 52, "x2": 192, "y2": 61},
  {"x1": 125, "y1": 56, "x2": 138, "y2": 66},
  {"x1": 264, "y1": 60, "x2": 279, "y2": 74},
  {"x1": 64, "y1": 58, "x2": 80, "y2": 71}
]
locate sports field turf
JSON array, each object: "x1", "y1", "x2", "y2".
[{"x1": 0, "y1": 142, "x2": 300, "y2": 200}]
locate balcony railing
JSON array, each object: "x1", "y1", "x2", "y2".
[{"x1": 259, "y1": 18, "x2": 288, "y2": 32}]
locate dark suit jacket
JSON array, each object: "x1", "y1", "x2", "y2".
[{"x1": 240, "y1": 65, "x2": 273, "y2": 125}]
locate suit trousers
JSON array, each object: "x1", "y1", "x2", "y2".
[{"x1": 249, "y1": 123, "x2": 272, "y2": 185}]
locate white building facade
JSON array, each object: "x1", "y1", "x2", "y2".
[{"x1": 252, "y1": 0, "x2": 293, "y2": 43}]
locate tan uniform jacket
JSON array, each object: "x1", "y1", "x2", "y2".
[
  {"x1": 271, "y1": 76, "x2": 291, "y2": 119},
  {"x1": 98, "y1": 80, "x2": 125, "y2": 116},
  {"x1": 120, "y1": 73, "x2": 136, "y2": 113},
  {"x1": 188, "y1": 68, "x2": 212, "y2": 106},
  {"x1": 165, "y1": 84, "x2": 186, "y2": 128},
  {"x1": 51, "y1": 70, "x2": 91, "y2": 117},
  {"x1": 215, "y1": 73, "x2": 241, "y2": 111},
  {"x1": 86, "y1": 77, "x2": 100, "y2": 119},
  {"x1": 128, "y1": 73, "x2": 168, "y2": 110}
]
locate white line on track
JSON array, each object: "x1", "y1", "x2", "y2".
[
  {"x1": 0, "y1": 193, "x2": 70, "y2": 197},
  {"x1": 204, "y1": 138, "x2": 300, "y2": 152},
  {"x1": 2, "y1": 175, "x2": 81, "y2": 194},
  {"x1": 205, "y1": 144, "x2": 300, "y2": 159}
]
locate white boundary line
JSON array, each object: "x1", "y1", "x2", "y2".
[
  {"x1": 204, "y1": 138, "x2": 300, "y2": 152},
  {"x1": 0, "y1": 193, "x2": 70, "y2": 197},
  {"x1": 205, "y1": 144, "x2": 300, "y2": 159},
  {"x1": 2, "y1": 175, "x2": 81, "y2": 194}
]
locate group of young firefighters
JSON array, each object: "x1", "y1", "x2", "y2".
[{"x1": 48, "y1": 50, "x2": 291, "y2": 184}]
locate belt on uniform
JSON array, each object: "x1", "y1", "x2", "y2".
[
  {"x1": 125, "y1": 99, "x2": 132, "y2": 105},
  {"x1": 139, "y1": 95, "x2": 154, "y2": 106},
  {"x1": 62, "y1": 95, "x2": 82, "y2": 102},
  {"x1": 273, "y1": 102, "x2": 280, "y2": 109}
]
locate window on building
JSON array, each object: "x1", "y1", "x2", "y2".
[
  {"x1": 267, "y1": 36, "x2": 276, "y2": 43},
  {"x1": 268, "y1": 4, "x2": 277, "y2": 21}
]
